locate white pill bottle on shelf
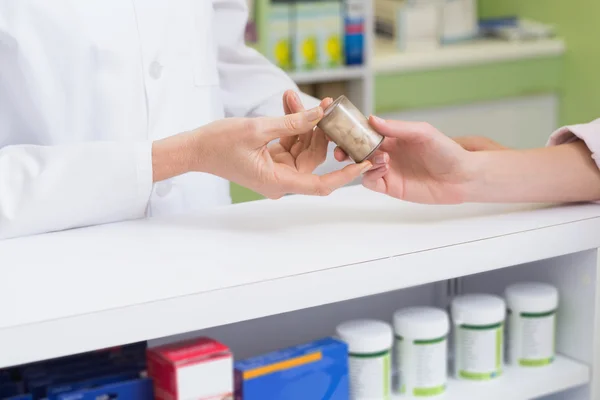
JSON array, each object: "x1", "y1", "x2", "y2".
[
  {"x1": 505, "y1": 282, "x2": 559, "y2": 367},
  {"x1": 451, "y1": 293, "x2": 506, "y2": 380},
  {"x1": 336, "y1": 319, "x2": 393, "y2": 400},
  {"x1": 393, "y1": 306, "x2": 449, "y2": 397}
]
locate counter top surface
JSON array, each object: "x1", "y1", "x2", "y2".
[{"x1": 2, "y1": 186, "x2": 600, "y2": 331}]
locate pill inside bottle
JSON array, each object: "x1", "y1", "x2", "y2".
[{"x1": 317, "y1": 95, "x2": 384, "y2": 163}]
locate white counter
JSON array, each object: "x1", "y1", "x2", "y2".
[{"x1": 1, "y1": 186, "x2": 599, "y2": 398}]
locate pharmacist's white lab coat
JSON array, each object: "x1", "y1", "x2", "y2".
[{"x1": 0, "y1": 0, "x2": 317, "y2": 240}]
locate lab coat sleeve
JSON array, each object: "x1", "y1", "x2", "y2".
[
  {"x1": 547, "y1": 118, "x2": 600, "y2": 170},
  {"x1": 0, "y1": 142, "x2": 153, "y2": 240},
  {"x1": 212, "y1": 0, "x2": 320, "y2": 118}
]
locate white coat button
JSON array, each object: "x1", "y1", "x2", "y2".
[
  {"x1": 155, "y1": 181, "x2": 172, "y2": 197},
  {"x1": 149, "y1": 61, "x2": 163, "y2": 80}
]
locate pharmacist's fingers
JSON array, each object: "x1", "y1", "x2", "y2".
[
  {"x1": 283, "y1": 90, "x2": 299, "y2": 115},
  {"x1": 299, "y1": 97, "x2": 333, "y2": 151},
  {"x1": 276, "y1": 161, "x2": 372, "y2": 196},
  {"x1": 280, "y1": 90, "x2": 304, "y2": 151},
  {"x1": 320, "y1": 97, "x2": 333, "y2": 110},
  {"x1": 260, "y1": 107, "x2": 323, "y2": 141},
  {"x1": 334, "y1": 147, "x2": 389, "y2": 167},
  {"x1": 307, "y1": 97, "x2": 332, "y2": 154},
  {"x1": 334, "y1": 146, "x2": 350, "y2": 161},
  {"x1": 285, "y1": 91, "x2": 311, "y2": 155}
]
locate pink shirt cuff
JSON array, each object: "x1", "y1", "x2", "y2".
[{"x1": 547, "y1": 118, "x2": 600, "y2": 170}]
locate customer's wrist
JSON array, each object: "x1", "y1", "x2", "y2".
[{"x1": 459, "y1": 151, "x2": 492, "y2": 203}]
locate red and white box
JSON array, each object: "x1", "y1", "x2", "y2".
[{"x1": 147, "y1": 337, "x2": 234, "y2": 400}]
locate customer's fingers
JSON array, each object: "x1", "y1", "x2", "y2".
[
  {"x1": 363, "y1": 163, "x2": 389, "y2": 182},
  {"x1": 259, "y1": 107, "x2": 324, "y2": 141},
  {"x1": 369, "y1": 115, "x2": 436, "y2": 143},
  {"x1": 362, "y1": 169, "x2": 388, "y2": 194},
  {"x1": 362, "y1": 176, "x2": 387, "y2": 194},
  {"x1": 276, "y1": 161, "x2": 372, "y2": 196},
  {"x1": 333, "y1": 146, "x2": 349, "y2": 161}
]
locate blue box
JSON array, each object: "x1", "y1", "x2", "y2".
[
  {"x1": 46, "y1": 370, "x2": 142, "y2": 400},
  {"x1": 0, "y1": 382, "x2": 22, "y2": 399},
  {"x1": 234, "y1": 337, "x2": 349, "y2": 400},
  {"x1": 28, "y1": 362, "x2": 145, "y2": 400},
  {"x1": 56, "y1": 378, "x2": 152, "y2": 400},
  {"x1": 23, "y1": 342, "x2": 146, "y2": 382},
  {"x1": 3, "y1": 395, "x2": 32, "y2": 400}
]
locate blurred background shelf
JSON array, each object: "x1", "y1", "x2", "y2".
[
  {"x1": 373, "y1": 37, "x2": 566, "y2": 74},
  {"x1": 288, "y1": 65, "x2": 367, "y2": 84}
]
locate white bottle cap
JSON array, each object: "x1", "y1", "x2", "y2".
[
  {"x1": 505, "y1": 282, "x2": 559, "y2": 313},
  {"x1": 336, "y1": 319, "x2": 393, "y2": 355},
  {"x1": 451, "y1": 293, "x2": 506, "y2": 326},
  {"x1": 393, "y1": 306, "x2": 449, "y2": 340}
]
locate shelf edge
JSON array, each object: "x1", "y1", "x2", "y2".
[{"x1": 374, "y1": 39, "x2": 566, "y2": 75}]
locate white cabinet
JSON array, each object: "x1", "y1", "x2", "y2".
[
  {"x1": 379, "y1": 94, "x2": 560, "y2": 150},
  {"x1": 1, "y1": 186, "x2": 600, "y2": 399}
]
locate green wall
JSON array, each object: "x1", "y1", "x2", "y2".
[
  {"x1": 375, "y1": 57, "x2": 563, "y2": 114},
  {"x1": 479, "y1": 0, "x2": 600, "y2": 126}
]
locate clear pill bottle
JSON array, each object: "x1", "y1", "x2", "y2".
[
  {"x1": 393, "y1": 307, "x2": 449, "y2": 397},
  {"x1": 317, "y1": 95, "x2": 384, "y2": 163},
  {"x1": 451, "y1": 293, "x2": 505, "y2": 381},
  {"x1": 336, "y1": 319, "x2": 393, "y2": 400},
  {"x1": 505, "y1": 282, "x2": 558, "y2": 367}
]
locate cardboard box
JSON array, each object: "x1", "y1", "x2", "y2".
[
  {"x1": 234, "y1": 337, "x2": 349, "y2": 400},
  {"x1": 147, "y1": 338, "x2": 233, "y2": 400},
  {"x1": 267, "y1": 0, "x2": 293, "y2": 70},
  {"x1": 293, "y1": 1, "x2": 319, "y2": 71},
  {"x1": 316, "y1": 1, "x2": 344, "y2": 69},
  {"x1": 56, "y1": 378, "x2": 152, "y2": 400}
]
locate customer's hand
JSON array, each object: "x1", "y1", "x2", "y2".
[
  {"x1": 156, "y1": 101, "x2": 373, "y2": 199},
  {"x1": 334, "y1": 117, "x2": 478, "y2": 204},
  {"x1": 453, "y1": 136, "x2": 509, "y2": 151}
]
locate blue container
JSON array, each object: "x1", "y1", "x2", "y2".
[{"x1": 235, "y1": 337, "x2": 349, "y2": 400}]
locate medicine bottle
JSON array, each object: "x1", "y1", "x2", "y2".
[
  {"x1": 451, "y1": 293, "x2": 505, "y2": 380},
  {"x1": 336, "y1": 319, "x2": 393, "y2": 400},
  {"x1": 505, "y1": 282, "x2": 558, "y2": 367},
  {"x1": 393, "y1": 307, "x2": 449, "y2": 397},
  {"x1": 317, "y1": 95, "x2": 384, "y2": 163}
]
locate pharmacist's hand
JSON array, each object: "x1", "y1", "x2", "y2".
[
  {"x1": 345, "y1": 117, "x2": 477, "y2": 204},
  {"x1": 267, "y1": 90, "x2": 333, "y2": 173},
  {"x1": 193, "y1": 108, "x2": 372, "y2": 199}
]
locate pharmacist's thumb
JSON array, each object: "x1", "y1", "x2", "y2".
[
  {"x1": 369, "y1": 116, "x2": 433, "y2": 143},
  {"x1": 260, "y1": 106, "x2": 324, "y2": 141}
]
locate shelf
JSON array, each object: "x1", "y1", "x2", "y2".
[
  {"x1": 392, "y1": 355, "x2": 589, "y2": 400},
  {"x1": 373, "y1": 37, "x2": 566, "y2": 74},
  {"x1": 288, "y1": 65, "x2": 367, "y2": 84},
  {"x1": 2, "y1": 187, "x2": 600, "y2": 367}
]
